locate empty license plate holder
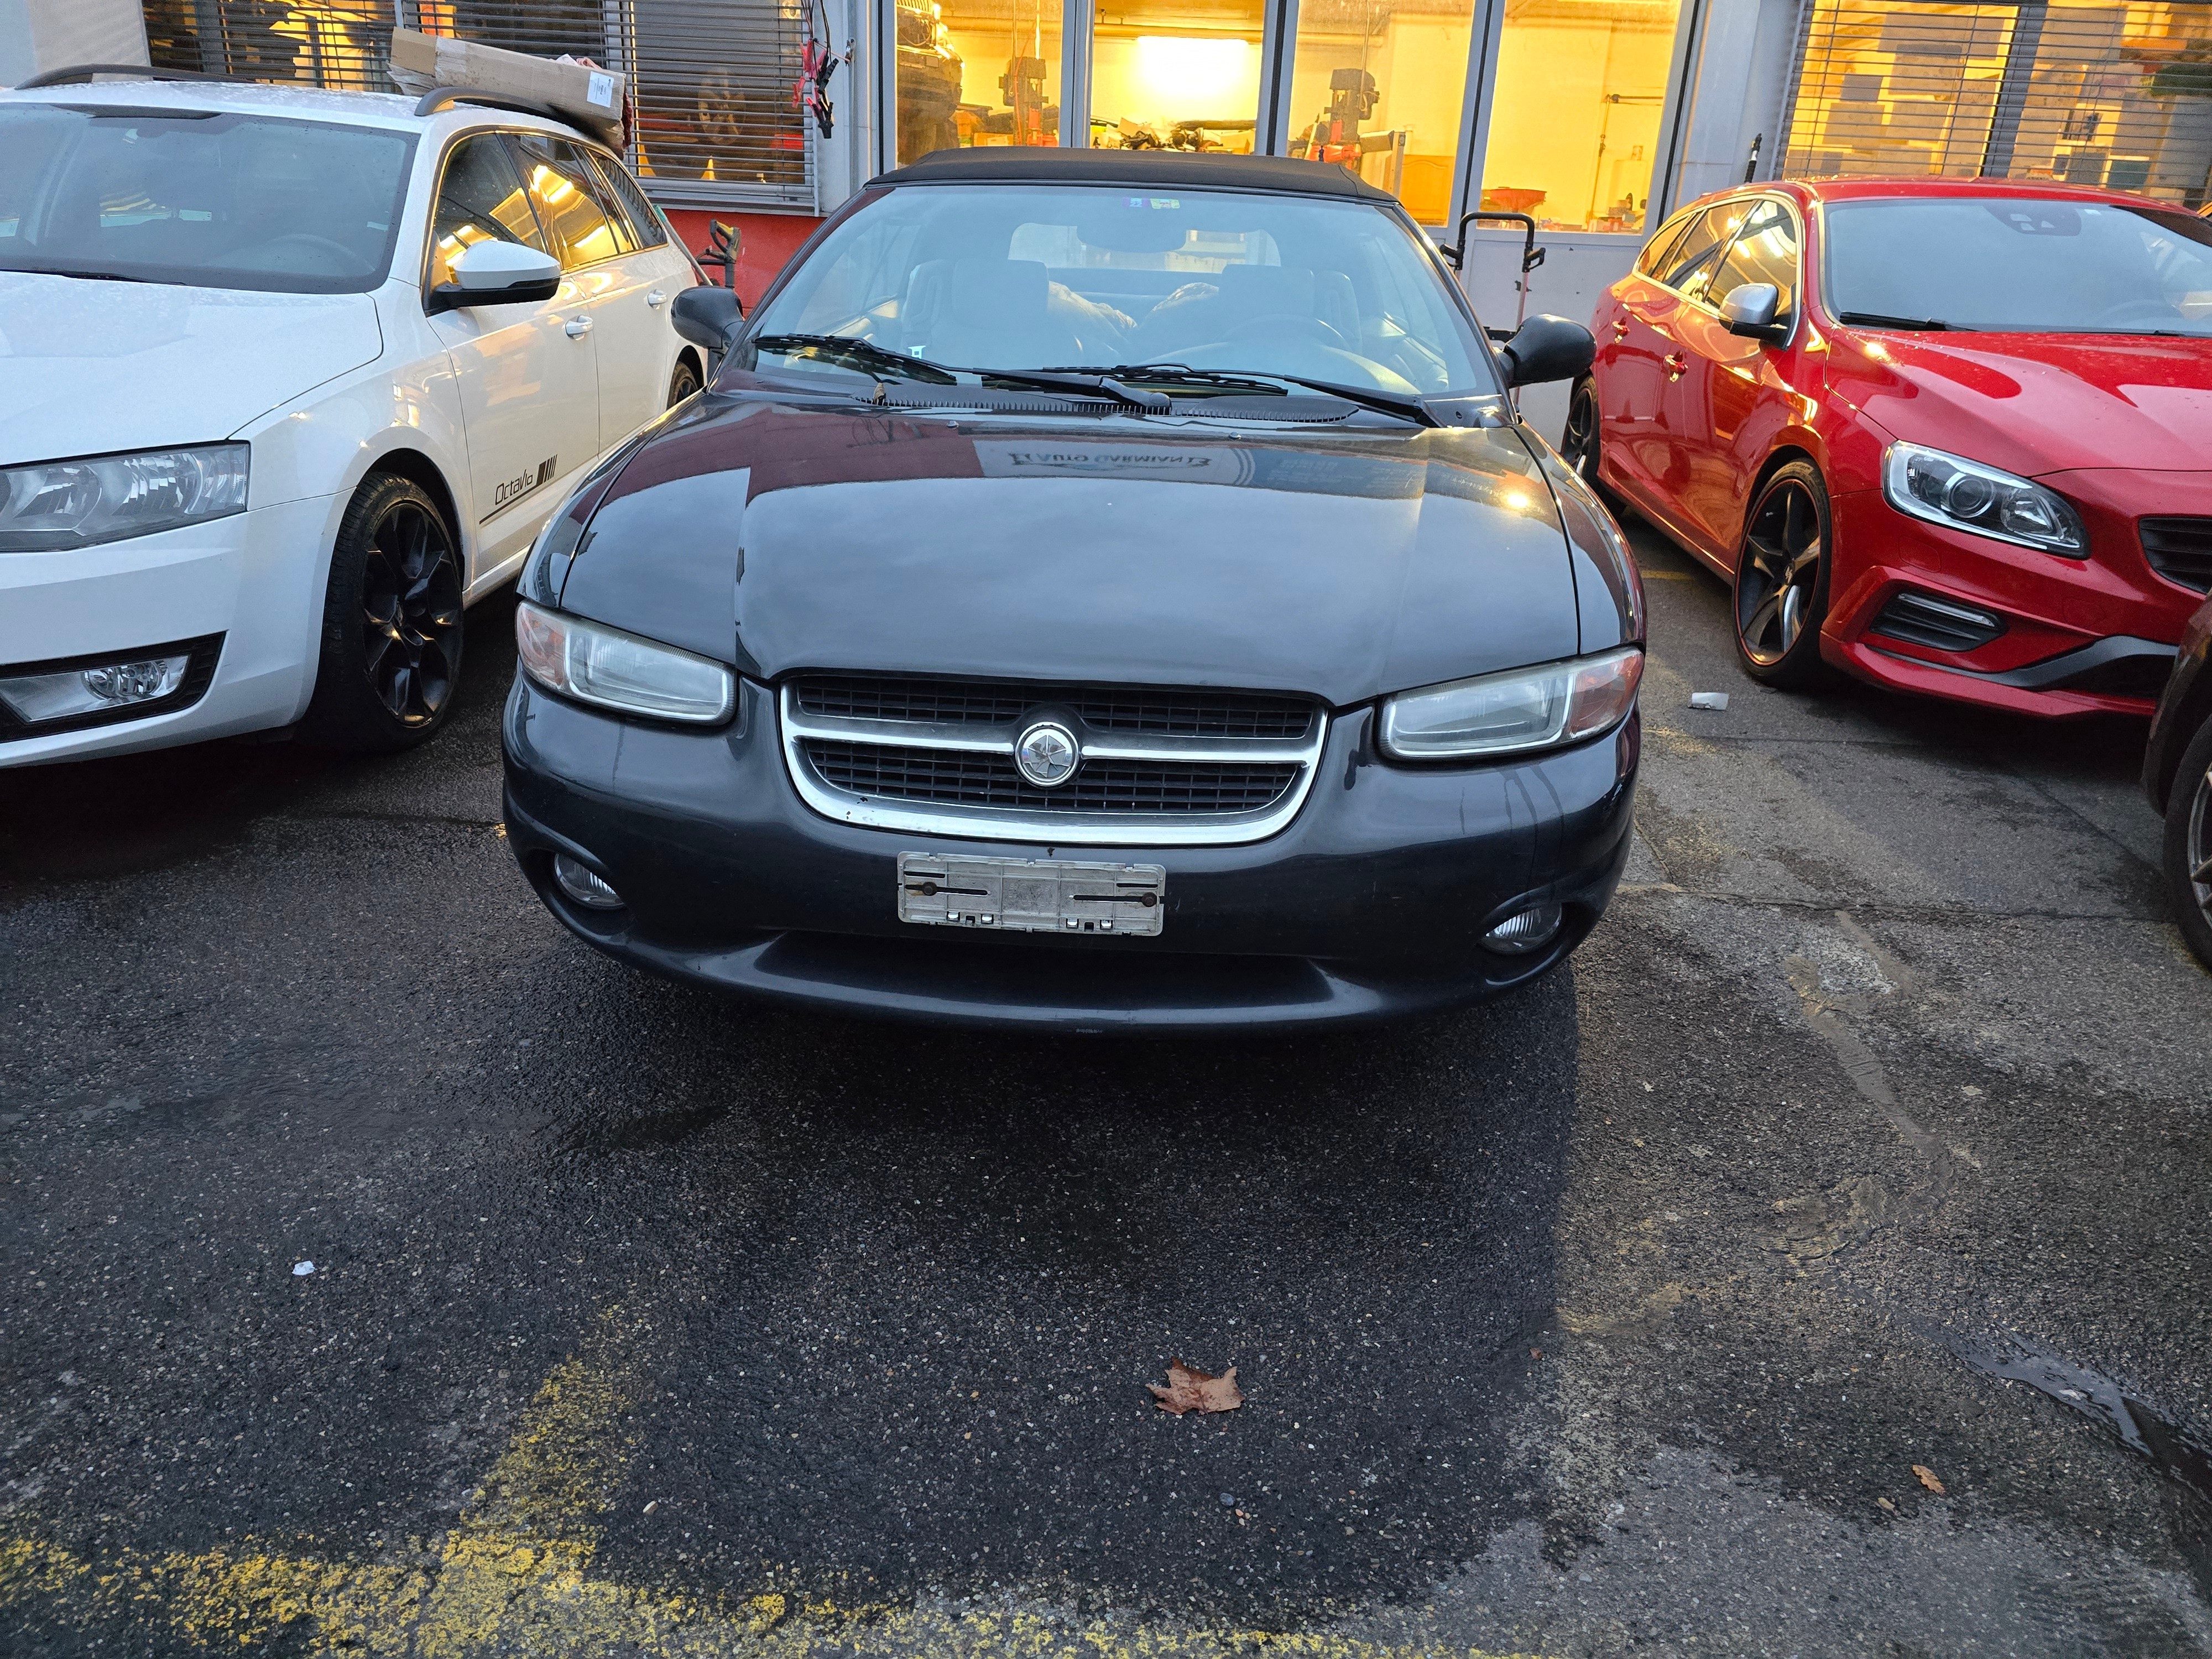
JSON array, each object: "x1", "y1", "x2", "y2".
[{"x1": 896, "y1": 853, "x2": 1165, "y2": 936}]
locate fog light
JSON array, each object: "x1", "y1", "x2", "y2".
[
  {"x1": 1484, "y1": 902, "x2": 1562, "y2": 954},
  {"x1": 0, "y1": 651, "x2": 189, "y2": 724},
  {"x1": 552, "y1": 853, "x2": 624, "y2": 910}
]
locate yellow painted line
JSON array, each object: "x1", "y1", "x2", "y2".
[
  {"x1": 1, "y1": 1305, "x2": 1562, "y2": 1658},
  {"x1": 1637, "y1": 568, "x2": 1698, "y2": 581}
]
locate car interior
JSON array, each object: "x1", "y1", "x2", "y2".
[
  {"x1": 0, "y1": 105, "x2": 413, "y2": 294},
  {"x1": 762, "y1": 185, "x2": 1486, "y2": 394},
  {"x1": 1824, "y1": 197, "x2": 2212, "y2": 333}
]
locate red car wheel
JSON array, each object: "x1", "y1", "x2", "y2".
[{"x1": 1733, "y1": 460, "x2": 1834, "y2": 689}]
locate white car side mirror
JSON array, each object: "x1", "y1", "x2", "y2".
[{"x1": 429, "y1": 240, "x2": 562, "y2": 314}]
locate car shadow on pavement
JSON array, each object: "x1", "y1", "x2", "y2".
[
  {"x1": 503, "y1": 960, "x2": 1585, "y2": 1625},
  {"x1": 0, "y1": 591, "x2": 521, "y2": 890}
]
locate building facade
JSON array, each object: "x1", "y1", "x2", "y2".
[{"x1": 139, "y1": 0, "x2": 2212, "y2": 330}]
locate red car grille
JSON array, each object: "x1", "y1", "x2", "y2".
[{"x1": 2140, "y1": 518, "x2": 2212, "y2": 594}]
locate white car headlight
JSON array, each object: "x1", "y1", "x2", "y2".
[
  {"x1": 1883, "y1": 441, "x2": 2087, "y2": 556},
  {"x1": 0, "y1": 443, "x2": 249, "y2": 552},
  {"x1": 1380, "y1": 646, "x2": 1643, "y2": 760},
  {"x1": 515, "y1": 601, "x2": 735, "y2": 724}
]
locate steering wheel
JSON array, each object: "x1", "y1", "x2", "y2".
[
  {"x1": 241, "y1": 232, "x2": 364, "y2": 274},
  {"x1": 1224, "y1": 312, "x2": 1349, "y2": 350},
  {"x1": 2089, "y1": 297, "x2": 2183, "y2": 328}
]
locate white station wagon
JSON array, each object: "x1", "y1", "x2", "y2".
[{"x1": 0, "y1": 70, "x2": 704, "y2": 763}]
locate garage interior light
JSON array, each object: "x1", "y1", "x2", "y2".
[{"x1": 1133, "y1": 36, "x2": 1255, "y2": 111}]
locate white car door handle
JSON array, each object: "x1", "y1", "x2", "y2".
[
  {"x1": 565, "y1": 316, "x2": 593, "y2": 338},
  {"x1": 646, "y1": 289, "x2": 669, "y2": 309}
]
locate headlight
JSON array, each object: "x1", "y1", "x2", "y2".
[
  {"x1": 0, "y1": 444, "x2": 249, "y2": 552},
  {"x1": 515, "y1": 601, "x2": 735, "y2": 724},
  {"x1": 1380, "y1": 646, "x2": 1642, "y2": 760},
  {"x1": 1882, "y1": 441, "x2": 2086, "y2": 556}
]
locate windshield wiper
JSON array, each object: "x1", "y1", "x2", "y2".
[
  {"x1": 750, "y1": 335, "x2": 1169, "y2": 411},
  {"x1": 1041, "y1": 362, "x2": 1438, "y2": 426},
  {"x1": 750, "y1": 333, "x2": 958, "y2": 385},
  {"x1": 1036, "y1": 363, "x2": 1286, "y2": 396},
  {"x1": 1835, "y1": 311, "x2": 1950, "y2": 331}
]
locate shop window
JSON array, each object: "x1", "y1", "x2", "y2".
[
  {"x1": 143, "y1": 0, "x2": 394, "y2": 88},
  {"x1": 1089, "y1": 0, "x2": 1266, "y2": 152},
  {"x1": 896, "y1": 0, "x2": 1066, "y2": 162},
  {"x1": 1781, "y1": 2, "x2": 2018, "y2": 179},
  {"x1": 1477, "y1": 0, "x2": 1686, "y2": 232},
  {"x1": 1285, "y1": 0, "x2": 1480, "y2": 224},
  {"x1": 145, "y1": 1, "x2": 815, "y2": 208},
  {"x1": 1782, "y1": 1, "x2": 2212, "y2": 208}
]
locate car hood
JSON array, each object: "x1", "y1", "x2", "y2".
[
  {"x1": 0, "y1": 274, "x2": 383, "y2": 462},
  {"x1": 1832, "y1": 328, "x2": 2212, "y2": 477},
  {"x1": 553, "y1": 394, "x2": 1605, "y2": 707}
]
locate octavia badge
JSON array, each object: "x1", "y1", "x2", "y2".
[{"x1": 1014, "y1": 720, "x2": 1079, "y2": 787}]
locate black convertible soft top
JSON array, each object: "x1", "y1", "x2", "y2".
[{"x1": 873, "y1": 145, "x2": 1400, "y2": 203}]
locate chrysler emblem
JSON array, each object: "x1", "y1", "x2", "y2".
[{"x1": 1014, "y1": 720, "x2": 1079, "y2": 787}]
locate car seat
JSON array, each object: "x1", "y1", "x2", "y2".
[
  {"x1": 901, "y1": 257, "x2": 1083, "y2": 368},
  {"x1": 1128, "y1": 264, "x2": 1361, "y2": 359}
]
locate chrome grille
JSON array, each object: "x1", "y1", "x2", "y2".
[
  {"x1": 804, "y1": 741, "x2": 1300, "y2": 815},
  {"x1": 780, "y1": 676, "x2": 1328, "y2": 847},
  {"x1": 792, "y1": 674, "x2": 1316, "y2": 738}
]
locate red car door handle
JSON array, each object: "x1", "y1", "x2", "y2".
[{"x1": 1664, "y1": 352, "x2": 1688, "y2": 378}]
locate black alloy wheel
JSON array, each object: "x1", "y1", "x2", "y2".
[
  {"x1": 300, "y1": 473, "x2": 464, "y2": 752},
  {"x1": 2163, "y1": 716, "x2": 2212, "y2": 969},
  {"x1": 1733, "y1": 459, "x2": 1833, "y2": 688},
  {"x1": 668, "y1": 356, "x2": 703, "y2": 406},
  {"x1": 1562, "y1": 377, "x2": 1601, "y2": 488}
]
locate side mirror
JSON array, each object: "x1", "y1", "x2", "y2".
[
  {"x1": 1499, "y1": 314, "x2": 1595, "y2": 389},
  {"x1": 1720, "y1": 281, "x2": 1786, "y2": 340},
  {"x1": 426, "y1": 239, "x2": 561, "y2": 315},
  {"x1": 672, "y1": 284, "x2": 745, "y2": 354}
]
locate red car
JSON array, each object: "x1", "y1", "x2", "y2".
[{"x1": 1569, "y1": 178, "x2": 2212, "y2": 716}]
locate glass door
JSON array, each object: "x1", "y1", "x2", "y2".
[
  {"x1": 1284, "y1": 0, "x2": 1484, "y2": 223},
  {"x1": 1087, "y1": 0, "x2": 1269, "y2": 150},
  {"x1": 1477, "y1": 0, "x2": 1689, "y2": 233},
  {"x1": 895, "y1": 0, "x2": 1067, "y2": 164}
]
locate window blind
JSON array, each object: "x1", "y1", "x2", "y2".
[{"x1": 142, "y1": 0, "x2": 815, "y2": 208}]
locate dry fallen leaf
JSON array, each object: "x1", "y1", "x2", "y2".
[
  {"x1": 1876, "y1": 1496, "x2": 1896, "y2": 1513},
  {"x1": 1148, "y1": 1358, "x2": 1243, "y2": 1416},
  {"x1": 1913, "y1": 1463, "x2": 1947, "y2": 1495}
]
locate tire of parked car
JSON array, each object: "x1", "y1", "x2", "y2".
[
  {"x1": 2162, "y1": 712, "x2": 2212, "y2": 968},
  {"x1": 668, "y1": 356, "x2": 702, "y2": 406},
  {"x1": 1732, "y1": 458, "x2": 1834, "y2": 689},
  {"x1": 299, "y1": 473, "x2": 465, "y2": 752},
  {"x1": 1562, "y1": 376, "x2": 1603, "y2": 494}
]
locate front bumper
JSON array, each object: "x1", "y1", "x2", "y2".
[
  {"x1": 501, "y1": 677, "x2": 1641, "y2": 1031},
  {"x1": 0, "y1": 493, "x2": 340, "y2": 766},
  {"x1": 1821, "y1": 476, "x2": 2203, "y2": 719}
]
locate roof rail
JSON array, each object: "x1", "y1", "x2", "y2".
[
  {"x1": 413, "y1": 85, "x2": 589, "y2": 135},
  {"x1": 15, "y1": 62, "x2": 238, "y2": 90}
]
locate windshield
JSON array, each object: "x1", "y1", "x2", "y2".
[
  {"x1": 0, "y1": 103, "x2": 415, "y2": 295},
  {"x1": 748, "y1": 182, "x2": 1496, "y2": 397},
  {"x1": 1824, "y1": 197, "x2": 2212, "y2": 335}
]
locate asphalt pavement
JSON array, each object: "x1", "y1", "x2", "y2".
[{"x1": 3, "y1": 520, "x2": 2210, "y2": 1657}]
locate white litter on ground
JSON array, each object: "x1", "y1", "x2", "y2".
[
  {"x1": 293, "y1": 1261, "x2": 316, "y2": 1276},
  {"x1": 1689, "y1": 692, "x2": 1731, "y2": 711}
]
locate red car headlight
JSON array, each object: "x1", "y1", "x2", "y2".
[{"x1": 1883, "y1": 441, "x2": 2088, "y2": 557}]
